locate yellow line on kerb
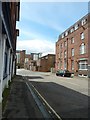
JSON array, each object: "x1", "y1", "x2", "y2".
[{"x1": 30, "y1": 83, "x2": 62, "y2": 120}]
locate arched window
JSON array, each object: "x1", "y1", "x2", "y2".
[{"x1": 80, "y1": 43, "x2": 86, "y2": 54}]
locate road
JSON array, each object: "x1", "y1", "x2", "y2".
[{"x1": 17, "y1": 69, "x2": 89, "y2": 119}]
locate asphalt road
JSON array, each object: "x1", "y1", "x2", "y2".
[
  {"x1": 17, "y1": 69, "x2": 90, "y2": 119},
  {"x1": 30, "y1": 81, "x2": 89, "y2": 118}
]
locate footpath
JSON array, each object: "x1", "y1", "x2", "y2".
[{"x1": 2, "y1": 75, "x2": 43, "y2": 119}]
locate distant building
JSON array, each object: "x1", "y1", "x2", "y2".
[
  {"x1": 31, "y1": 53, "x2": 42, "y2": 60},
  {"x1": 37, "y1": 54, "x2": 55, "y2": 72},
  {"x1": 0, "y1": 1, "x2": 20, "y2": 102},
  {"x1": 29, "y1": 53, "x2": 42, "y2": 71},
  {"x1": 56, "y1": 14, "x2": 89, "y2": 77},
  {"x1": 16, "y1": 50, "x2": 26, "y2": 68},
  {"x1": 24, "y1": 54, "x2": 31, "y2": 69}
]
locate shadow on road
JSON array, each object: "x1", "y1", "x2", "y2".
[{"x1": 26, "y1": 76, "x2": 44, "y2": 79}]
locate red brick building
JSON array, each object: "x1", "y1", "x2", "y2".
[
  {"x1": 16, "y1": 50, "x2": 26, "y2": 68},
  {"x1": 37, "y1": 54, "x2": 55, "y2": 72},
  {"x1": 24, "y1": 54, "x2": 31, "y2": 69},
  {"x1": 56, "y1": 14, "x2": 89, "y2": 77}
]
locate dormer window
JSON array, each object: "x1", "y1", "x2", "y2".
[
  {"x1": 75, "y1": 24, "x2": 79, "y2": 30},
  {"x1": 70, "y1": 28, "x2": 74, "y2": 33},
  {"x1": 81, "y1": 19, "x2": 87, "y2": 26},
  {"x1": 62, "y1": 34, "x2": 64, "y2": 38},
  {"x1": 65, "y1": 31, "x2": 68, "y2": 36}
]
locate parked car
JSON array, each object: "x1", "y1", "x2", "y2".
[{"x1": 56, "y1": 70, "x2": 71, "y2": 77}]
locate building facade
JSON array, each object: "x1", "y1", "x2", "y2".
[
  {"x1": 16, "y1": 50, "x2": 26, "y2": 68},
  {"x1": 56, "y1": 14, "x2": 89, "y2": 77},
  {"x1": 29, "y1": 53, "x2": 42, "y2": 71},
  {"x1": 37, "y1": 54, "x2": 55, "y2": 72},
  {"x1": 24, "y1": 54, "x2": 31, "y2": 69},
  {"x1": 0, "y1": 1, "x2": 20, "y2": 102}
]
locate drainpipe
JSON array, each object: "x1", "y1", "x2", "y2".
[{"x1": 67, "y1": 38, "x2": 68, "y2": 70}]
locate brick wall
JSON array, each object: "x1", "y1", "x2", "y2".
[{"x1": 56, "y1": 14, "x2": 89, "y2": 76}]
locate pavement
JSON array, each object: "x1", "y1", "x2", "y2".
[{"x1": 2, "y1": 75, "x2": 43, "y2": 119}]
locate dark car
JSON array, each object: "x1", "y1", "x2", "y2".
[{"x1": 56, "y1": 70, "x2": 71, "y2": 77}]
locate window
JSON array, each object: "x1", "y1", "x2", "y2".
[
  {"x1": 81, "y1": 19, "x2": 87, "y2": 26},
  {"x1": 62, "y1": 34, "x2": 64, "y2": 38},
  {"x1": 79, "y1": 60, "x2": 88, "y2": 70},
  {"x1": 65, "y1": 31, "x2": 68, "y2": 36},
  {"x1": 64, "y1": 41, "x2": 67, "y2": 47},
  {"x1": 71, "y1": 37, "x2": 74, "y2": 44},
  {"x1": 45, "y1": 56, "x2": 48, "y2": 59},
  {"x1": 25, "y1": 58, "x2": 29, "y2": 63},
  {"x1": 16, "y1": 53, "x2": 20, "y2": 63},
  {"x1": 60, "y1": 43, "x2": 63, "y2": 49},
  {"x1": 81, "y1": 32, "x2": 84, "y2": 40},
  {"x1": 71, "y1": 48, "x2": 74, "y2": 56},
  {"x1": 74, "y1": 24, "x2": 79, "y2": 30},
  {"x1": 60, "y1": 52, "x2": 62, "y2": 58},
  {"x1": 71, "y1": 60, "x2": 74, "y2": 70},
  {"x1": 80, "y1": 43, "x2": 86, "y2": 54},
  {"x1": 64, "y1": 51, "x2": 66, "y2": 58},
  {"x1": 64, "y1": 60, "x2": 67, "y2": 70},
  {"x1": 70, "y1": 28, "x2": 74, "y2": 33}
]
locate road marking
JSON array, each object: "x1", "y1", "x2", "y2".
[
  {"x1": 26, "y1": 82, "x2": 51, "y2": 118},
  {"x1": 30, "y1": 83, "x2": 62, "y2": 120},
  {"x1": 49, "y1": 111, "x2": 51, "y2": 114}
]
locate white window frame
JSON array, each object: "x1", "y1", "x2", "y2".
[
  {"x1": 70, "y1": 28, "x2": 74, "y2": 33},
  {"x1": 25, "y1": 58, "x2": 29, "y2": 63},
  {"x1": 79, "y1": 60, "x2": 88, "y2": 70},
  {"x1": 71, "y1": 37, "x2": 74, "y2": 44},
  {"x1": 81, "y1": 19, "x2": 87, "y2": 26},
  {"x1": 64, "y1": 41, "x2": 67, "y2": 47},
  {"x1": 71, "y1": 60, "x2": 74, "y2": 70},
  {"x1": 64, "y1": 50, "x2": 66, "y2": 58},
  {"x1": 81, "y1": 32, "x2": 84, "y2": 40},
  {"x1": 64, "y1": 60, "x2": 67, "y2": 70},
  {"x1": 65, "y1": 31, "x2": 68, "y2": 36},
  {"x1": 80, "y1": 43, "x2": 86, "y2": 54},
  {"x1": 74, "y1": 24, "x2": 79, "y2": 30},
  {"x1": 71, "y1": 48, "x2": 74, "y2": 56},
  {"x1": 62, "y1": 34, "x2": 64, "y2": 38}
]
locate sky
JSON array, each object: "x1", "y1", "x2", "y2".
[{"x1": 16, "y1": 2, "x2": 88, "y2": 56}]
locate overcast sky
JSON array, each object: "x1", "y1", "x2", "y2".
[{"x1": 16, "y1": 2, "x2": 88, "y2": 56}]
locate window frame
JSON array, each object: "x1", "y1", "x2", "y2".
[
  {"x1": 71, "y1": 37, "x2": 74, "y2": 44},
  {"x1": 80, "y1": 43, "x2": 86, "y2": 54},
  {"x1": 64, "y1": 50, "x2": 67, "y2": 58},
  {"x1": 81, "y1": 32, "x2": 85, "y2": 40},
  {"x1": 71, "y1": 48, "x2": 74, "y2": 56},
  {"x1": 79, "y1": 60, "x2": 88, "y2": 70},
  {"x1": 71, "y1": 60, "x2": 74, "y2": 70},
  {"x1": 74, "y1": 24, "x2": 79, "y2": 30}
]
